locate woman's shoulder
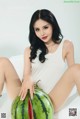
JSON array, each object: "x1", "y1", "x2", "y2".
[
  {"x1": 62, "y1": 39, "x2": 74, "y2": 57},
  {"x1": 63, "y1": 39, "x2": 74, "y2": 49},
  {"x1": 62, "y1": 39, "x2": 74, "y2": 61}
]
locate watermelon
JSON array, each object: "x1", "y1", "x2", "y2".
[{"x1": 11, "y1": 82, "x2": 54, "y2": 119}]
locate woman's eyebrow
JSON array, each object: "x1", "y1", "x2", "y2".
[
  {"x1": 43, "y1": 24, "x2": 49, "y2": 27},
  {"x1": 34, "y1": 23, "x2": 49, "y2": 29}
]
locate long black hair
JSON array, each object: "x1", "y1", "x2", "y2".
[{"x1": 29, "y1": 9, "x2": 63, "y2": 63}]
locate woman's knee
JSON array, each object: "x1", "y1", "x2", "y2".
[
  {"x1": 0, "y1": 57, "x2": 10, "y2": 68},
  {"x1": 71, "y1": 64, "x2": 80, "y2": 72},
  {"x1": 69, "y1": 64, "x2": 80, "y2": 79}
]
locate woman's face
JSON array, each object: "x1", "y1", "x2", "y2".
[{"x1": 33, "y1": 19, "x2": 53, "y2": 44}]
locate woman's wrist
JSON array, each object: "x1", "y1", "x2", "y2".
[{"x1": 22, "y1": 76, "x2": 31, "y2": 82}]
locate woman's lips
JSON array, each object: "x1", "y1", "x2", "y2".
[{"x1": 42, "y1": 36, "x2": 47, "y2": 40}]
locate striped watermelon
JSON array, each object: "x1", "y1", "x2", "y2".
[{"x1": 11, "y1": 83, "x2": 54, "y2": 119}]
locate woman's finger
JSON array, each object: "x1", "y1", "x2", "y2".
[
  {"x1": 19, "y1": 89, "x2": 23, "y2": 96},
  {"x1": 20, "y1": 89, "x2": 28, "y2": 100},
  {"x1": 30, "y1": 86, "x2": 34, "y2": 100},
  {"x1": 22, "y1": 91, "x2": 28, "y2": 100},
  {"x1": 33, "y1": 85, "x2": 34, "y2": 93}
]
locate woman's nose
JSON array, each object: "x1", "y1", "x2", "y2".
[{"x1": 40, "y1": 30, "x2": 45, "y2": 36}]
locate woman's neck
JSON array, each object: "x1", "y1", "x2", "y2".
[{"x1": 45, "y1": 42, "x2": 59, "y2": 53}]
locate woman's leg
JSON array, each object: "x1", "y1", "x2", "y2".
[
  {"x1": 0, "y1": 57, "x2": 22, "y2": 100},
  {"x1": 49, "y1": 64, "x2": 80, "y2": 112}
]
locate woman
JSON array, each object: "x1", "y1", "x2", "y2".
[{"x1": 0, "y1": 9, "x2": 80, "y2": 113}]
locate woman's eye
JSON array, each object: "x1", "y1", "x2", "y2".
[
  {"x1": 44, "y1": 26, "x2": 48, "y2": 29},
  {"x1": 35, "y1": 28, "x2": 39, "y2": 32}
]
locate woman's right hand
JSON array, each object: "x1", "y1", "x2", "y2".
[{"x1": 19, "y1": 79, "x2": 34, "y2": 100}]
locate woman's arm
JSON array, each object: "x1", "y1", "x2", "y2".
[
  {"x1": 23, "y1": 47, "x2": 31, "y2": 80},
  {"x1": 63, "y1": 40, "x2": 75, "y2": 67},
  {"x1": 19, "y1": 47, "x2": 34, "y2": 100}
]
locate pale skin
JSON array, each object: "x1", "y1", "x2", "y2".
[{"x1": 0, "y1": 19, "x2": 80, "y2": 113}]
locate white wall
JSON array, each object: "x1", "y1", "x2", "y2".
[{"x1": 0, "y1": 0, "x2": 80, "y2": 63}]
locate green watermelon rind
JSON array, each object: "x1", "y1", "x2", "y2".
[{"x1": 11, "y1": 86, "x2": 54, "y2": 119}]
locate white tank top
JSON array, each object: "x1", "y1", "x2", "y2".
[{"x1": 31, "y1": 40, "x2": 67, "y2": 94}]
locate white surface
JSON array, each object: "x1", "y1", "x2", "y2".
[{"x1": 0, "y1": 55, "x2": 80, "y2": 119}]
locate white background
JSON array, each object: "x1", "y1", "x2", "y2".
[{"x1": 0, "y1": 0, "x2": 80, "y2": 63}]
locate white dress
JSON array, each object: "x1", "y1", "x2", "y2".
[{"x1": 31, "y1": 39, "x2": 67, "y2": 94}]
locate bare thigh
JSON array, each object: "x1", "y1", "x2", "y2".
[
  {"x1": 49, "y1": 65, "x2": 80, "y2": 112},
  {"x1": 0, "y1": 58, "x2": 22, "y2": 100}
]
